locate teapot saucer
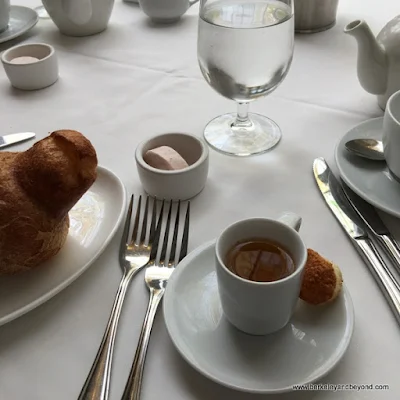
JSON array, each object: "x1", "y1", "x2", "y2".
[
  {"x1": 163, "y1": 241, "x2": 354, "y2": 394},
  {"x1": 0, "y1": 6, "x2": 38, "y2": 44}
]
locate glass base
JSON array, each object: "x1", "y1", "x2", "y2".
[
  {"x1": 34, "y1": 6, "x2": 50, "y2": 19},
  {"x1": 203, "y1": 112, "x2": 281, "y2": 157}
]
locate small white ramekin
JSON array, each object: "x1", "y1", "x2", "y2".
[
  {"x1": 135, "y1": 132, "x2": 209, "y2": 201},
  {"x1": 1, "y1": 43, "x2": 58, "y2": 90}
]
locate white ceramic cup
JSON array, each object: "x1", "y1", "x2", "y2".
[
  {"x1": 139, "y1": 0, "x2": 198, "y2": 23},
  {"x1": 215, "y1": 213, "x2": 307, "y2": 336},
  {"x1": 0, "y1": 0, "x2": 10, "y2": 33},
  {"x1": 383, "y1": 90, "x2": 400, "y2": 180}
]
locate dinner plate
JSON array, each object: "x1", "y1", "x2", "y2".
[
  {"x1": 163, "y1": 241, "x2": 354, "y2": 394},
  {"x1": 0, "y1": 166, "x2": 126, "y2": 326},
  {"x1": 0, "y1": 6, "x2": 39, "y2": 44},
  {"x1": 335, "y1": 117, "x2": 400, "y2": 218}
]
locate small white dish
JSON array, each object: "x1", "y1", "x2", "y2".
[
  {"x1": 139, "y1": 0, "x2": 198, "y2": 23},
  {"x1": 0, "y1": 6, "x2": 38, "y2": 44},
  {"x1": 335, "y1": 117, "x2": 400, "y2": 219},
  {"x1": 136, "y1": 132, "x2": 209, "y2": 201},
  {"x1": 163, "y1": 241, "x2": 354, "y2": 394},
  {"x1": 0, "y1": 166, "x2": 126, "y2": 327},
  {"x1": 1, "y1": 42, "x2": 58, "y2": 90}
]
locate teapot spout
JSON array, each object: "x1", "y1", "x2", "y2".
[{"x1": 345, "y1": 20, "x2": 387, "y2": 95}]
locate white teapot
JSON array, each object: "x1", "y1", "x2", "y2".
[
  {"x1": 345, "y1": 16, "x2": 400, "y2": 109},
  {"x1": 42, "y1": 0, "x2": 114, "y2": 36}
]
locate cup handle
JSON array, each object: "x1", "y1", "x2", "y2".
[
  {"x1": 278, "y1": 212, "x2": 302, "y2": 232},
  {"x1": 189, "y1": 0, "x2": 199, "y2": 6}
]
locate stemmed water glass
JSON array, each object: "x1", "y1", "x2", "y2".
[{"x1": 197, "y1": 0, "x2": 294, "y2": 156}]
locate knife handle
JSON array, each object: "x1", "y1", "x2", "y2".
[
  {"x1": 356, "y1": 238, "x2": 400, "y2": 324},
  {"x1": 378, "y1": 235, "x2": 400, "y2": 276}
]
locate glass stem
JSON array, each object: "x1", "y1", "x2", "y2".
[{"x1": 233, "y1": 102, "x2": 252, "y2": 128}]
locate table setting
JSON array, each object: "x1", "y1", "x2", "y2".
[{"x1": 0, "y1": 0, "x2": 400, "y2": 399}]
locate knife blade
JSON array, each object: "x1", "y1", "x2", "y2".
[
  {"x1": 0, "y1": 132, "x2": 35, "y2": 149},
  {"x1": 313, "y1": 157, "x2": 400, "y2": 324},
  {"x1": 342, "y1": 182, "x2": 400, "y2": 276}
]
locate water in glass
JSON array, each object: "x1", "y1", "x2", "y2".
[{"x1": 198, "y1": 0, "x2": 294, "y2": 103}]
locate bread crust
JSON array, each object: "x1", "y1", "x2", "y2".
[{"x1": 0, "y1": 130, "x2": 97, "y2": 274}]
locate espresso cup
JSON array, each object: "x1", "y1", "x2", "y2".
[
  {"x1": 215, "y1": 212, "x2": 307, "y2": 335},
  {"x1": 383, "y1": 90, "x2": 400, "y2": 181},
  {"x1": 0, "y1": 0, "x2": 10, "y2": 33}
]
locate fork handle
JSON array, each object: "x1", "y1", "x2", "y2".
[
  {"x1": 78, "y1": 269, "x2": 137, "y2": 400},
  {"x1": 121, "y1": 288, "x2": 164, "y2": 400}
]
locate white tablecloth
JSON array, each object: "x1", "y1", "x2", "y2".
[{"x1": 1, "y1": 1, "x2": 400, "y2": 399}]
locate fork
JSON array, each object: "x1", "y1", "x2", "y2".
[
  {"x1": 121, "y1": 199, "x2": 190, "y2": 400},
  {"x1": 78, "y1": 195, "x2": 162, "y2": 400}
]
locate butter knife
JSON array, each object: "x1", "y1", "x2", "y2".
[
  {"x1": 342, "y1": 183, "x2": 400, "y2": 276},
  {"x1": 313, "y1": 157, "x2": 400, "y2": 324},
  {"x1": 0, "y1": 132, "x2": 35, "y2": 149}
]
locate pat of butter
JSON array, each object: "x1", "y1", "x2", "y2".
[
  {"x1": 144, "y1": 146, "x2": 189, "y2": 171},
  {"x1": 10, "y1": 56, "x2": 39, "y2": 64}
]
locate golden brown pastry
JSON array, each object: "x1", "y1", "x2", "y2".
[
  {"x1": 300, "y1": 249, "x2": 343, "y2": 305},
  {"x1": 0, "y1": 130, "x2": 97, "y2": 274}
]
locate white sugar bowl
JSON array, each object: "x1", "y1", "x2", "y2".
[
  {"x1": 136, "y1": 132, "x2": 209, "y2": 201},
  {"x1": 1, "y1": 43, "x2": 58, "y2": 90}
]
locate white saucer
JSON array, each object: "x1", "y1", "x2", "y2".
[
  {"x1": 163, "y1": 241, "x2": 354, "y2": 394},
  {"x1": 335, "y1": 117, "x2": 400, "y2": 219},
  {"x1": 0, "y1": 6, "x2": 39, "y2": 45},
  {"x1": 0, "y1": 166, "x2": 126, "y2": 326}
]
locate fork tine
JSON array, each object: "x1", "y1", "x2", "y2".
[
  {"x1": 178, "y1": 201, "x2": 190, "y2": 262},
  {"x1": 168, "y1": 200, "x2": 180, "y2": 265},
  {"x1": 148, "y1": 197, "x2": 157, "y2": 244},
  {"x1": 130, "y1": 195, "x2": 142, "y2": 244},
  {"x1": 149, "y1": 199, "x2": 165, "y2": 260},
  {"x1": 140, "y1": 196, "x2": 150, "y2": 244},
  {"x1": 119, "y1": 194, "x2": 134, "y2": 265},
  {"x1": 159, "y1": 201, "x2": 173, "y2": 263}
]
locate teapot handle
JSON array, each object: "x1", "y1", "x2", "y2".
[
  {"x1": 61, "y1": 0, "x2": 93, "y2": 25},
  {"x1": 189, "y1": 0, "x2": 199, "y2": 6}
]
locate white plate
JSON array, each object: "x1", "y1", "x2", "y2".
[
  {"x1": 0, "y1": 6, "x2": 39, "y2": 44},
  {"x1": 335, "y1": 117, "x2": 400, "y2": 218},
  {"x1": 163, "y1": 241, "x2": 355, "y2": 394},
  {"x1": 0, "y1": 166, "x2": 126, "y2": 326}
]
